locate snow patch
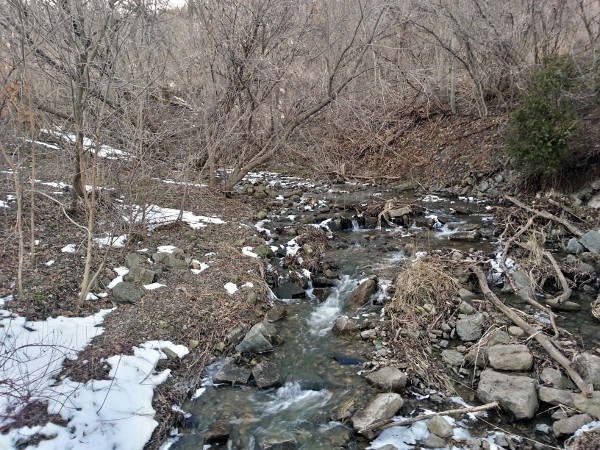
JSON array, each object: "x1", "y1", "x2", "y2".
[
  {"x1": 95, "y1": 234, "x2": 127, "y2": 248},
  {"x1": 224, "y1": 282, "x2": 238, "y2": 294},
  {"x1": 60, "y1": 244, "x2": 77, "y2": 253}
]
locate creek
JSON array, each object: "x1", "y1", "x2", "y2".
[{"x1": 171, "y1": 175, "x2": 599, "y2": 450}]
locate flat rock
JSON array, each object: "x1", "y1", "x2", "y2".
[
  {"x1": 252, "y1": 361, "x2": 280, "y2": 389},
  {"x1": 441, "y1": 350, "x2": 464, "y2": 367},
  {"x1": 538, "y1": 387, "x2": 600, "y2": 418},
  {"x1": 365, "y1": 367, "x2": 407, "y2": 393},
  {"x1": 488, "y1": 344, "x2": 533, "y2": 371},
  {"x1": 580, "y1": 227, "x2": 600, "y2": 253},
  {"x1": 456, "y1": 312, "x2": 485, "y2": 341},
  {"x1": 111, "y1": 281, "x2": 146, "y2": 304},
  {"x1": 573, "y1": 352, "x2": 600, "y2": 389},
  {"x1": 347, "y1": 277, "x2": 377, "y2": 309},
  {"x1": 213, "y1": 358, "x2": 252, "y2": 385},
  {"x1": 476, "y1": 369, "x2": 538, "y2": 419},
  {"x1": 540, "y1": 367, "x2": 575, "y2": 389},
  {"x1": 448, "y1": 231, "x2": 481, "y2": 241},
  {"x1": 351, "y1": 393, "x2": 404, "y2": 431},
  {"x1": 553, "y1": 414, "x2": 593, "y2": 437}
]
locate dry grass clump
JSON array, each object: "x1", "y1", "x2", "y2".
[
  {"x1": 389, "y1": 257, "x2": 460, "y2": 328},
  {"x1": 284, "y1": 226, "x2": 331, "y2": 273}
]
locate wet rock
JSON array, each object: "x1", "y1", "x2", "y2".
[
  {"x1": 441, "y1": 350, "x2": 464, "y2": 367},
  {"x1": 456, "y1": 312, "x2": 485, "y2": 342},
  {"x1": 476, "y1": 369, "x2": 538, "y2": 419},
  {"x1": 347, "y1": 277, "x2": 378, "y2": 309},
  {"x1": 448, "y1": 231, "x2": 481, "y2": 242},
  {"x1": 212, "y1": 358, "x2": 252, "y2": 385},
  {"x1": 312, "y1": 287, "x2": 331, "y2": 302},
  {"x1": 572, "y1": 352, "x2": 600, "y2": 389},
  {"x1": 351, "y1": 393, "x2": 404, "y2": 431},
  {"x1": 124, "y1": 253, "x2": 145, "y2": 268},
  {"x1": 538, "y1": 387, "x2": 600, "y2": 418},
  {"x1": 565, "y1": 237, "x2": 585, "y2": 254},
  {"x1": 580, "y1": 227, "x2": 600, "y2": 253},
  {"x1": 365, "y1": 367, "x2": 408, "y2": 393},
  {"x1": 488, "y1": 344, "x2": 533, "y2": 371},
  {"x1": 332, "y1": 316, "x2": 359, "y2": 334},
  {"x1": 124, "y1": 267, "x2": 156, "y2": 285},
  {"x1": 512, "y1": 270, "x2": 534, "y2": 300},
  {"x1": 361, "y1": 329, "x2": 377, "y2": 340},
  {"x1": 235, "y1": 321, "x2": 276, "y2": 354},
  {"x1": 427, "y1": 415, "x2": 454, "y2": 438},
  {"x1": 331, "y1": 398, "x2": 356, "y2": 422},
  {"x1": 111, "y1": 281, "x2": 146, "y2": 304},
  {"x1": 252, "y1": 361, "x2": 280, "y2": 389},
  {"x1": 540, "y1": 367, "x2": 575, "y2": 389},
  {"x1": 265, "y1": 303, "x2": 288, "y2": 322},
  {"x1": 312, "y1": 277, "x2": 337, "y2": 288},
  {"x1": 225, "y1": 323, "x2": 249, "y2": 344},
  {"x1": 553, "y1": 414, "x2": 593, "y2": 437},
  {"x1": 259, "y1": 436, "x2": 296, "y2": 449},
  {"x1": 254, "y1": 244, "x2": 275, "y2": 258},
  {"x1": 205, "y1": 420, "x2": 230, "y2": 444}
]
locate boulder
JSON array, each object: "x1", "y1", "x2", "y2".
[
  {"x1": 448, "y1": 231, "x2": 481, "y2": 242},
  {"x1": 332, "y1": 316, "x2": 359, "y2": 335},
  {"x1": 111, "y1": 281, "x2": 146, "y2": 304},
  {"x1": 512, "y1": 270, "x2": 534, "y2": 300},
  {"x1": 212, "y1": 358, "x2": 252, "y2": 385},
  {"x1": 351, "y1": 393, "x2": 404, "y2": 431},
  {"x1": 553, "y1": 414, "x2": 593, "y2": 438},
  {"x1": 347, "y1": 277, "x2": 377, "y2": 309},
  {"x1": 365, "y1": 367, "x2": 408, "y2": 393},
  {"x1": 252, "y1": 361, "x2": 280, "y2": 389},
  {"x1": 441, "y1": 350, "x2": 464, "y2": 367},
  {"x1": 235, "y1": 321, "x2": 276, "y2": 354},
  {"x1": 456, "y1": 312, "x2": 485, "y2": 341},
  {"x1": 580, "y1": 227, "x2": 600, "y2": 253},
  {"x1": 476, "y1": 370, "x2": 538, "y2": 419},
  {"x1": 488, "y1": 344, "x2": 533, "y2": 371},
  {"x1": 538, "y1": 387, "x2": 600, "y2": 418},
  {"x1": 573, "y1": 352, "x2": 600, "y2": 389},
  {"x1": 427, "y1": 415, "x2": 454, "y2": 438},
  {"x1": 124, "y1": 253, "x2": 145, "y2": 268},
  {"x1": 124, "y1": 266, "x2": 156, "y2": 285}
]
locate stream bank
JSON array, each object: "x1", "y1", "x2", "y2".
[{"x1": 167, "y1": 173, "x2": 600, "y2": 449}]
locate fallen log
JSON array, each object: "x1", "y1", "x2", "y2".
[
  {"x1": 363, "y1": 401, "x2": 499, "y2": 434},
  {"x1": 474, "y1": 268, "x2": 593, "y2": 397},
  {"x1": 505, "y1": 196, "x2": 584, "y2": 237}
]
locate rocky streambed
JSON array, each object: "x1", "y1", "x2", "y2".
[{"x1": 168, "y1": 173, "x2": 600, "y2": 450}]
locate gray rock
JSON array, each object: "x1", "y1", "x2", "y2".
[
  {"x1": 124, "y1": 253, "x2": 145, "y2": 268},
  {"x1": 365, "y1": 367, "x2": 408, "y2": 393},
  {"x1": 540, "y1": 367, "x2": 576, "y2": 389},
  {"x1": 252, "y1": 361, "x2": 280, "y2": 389},
  {"x1": 580, "y1": 227, "x2": 600, "y2": 253},
  {"x1": 153, "y1": 252, "x2": 187, "y2": 269},
  {"x1": 553, "y1": 414, "x2": 593, "y2": 437},
  {"x1": 225, "y1": 323, "x2": 249, "y2": 344},
  {"x1": 512, "y1": 270, "x2": 534, "y2": 300},
  {"x1": 235, "y1": 321, "x2": 276, "y2": 354},
  {"x1": 488, "y1": 344, "x2": 533, "y2": 371},
  {"x1": 111, "y1": 281, "x2": 146, "y2": 304},
  {"x1": 312, "y1": 287, "x2": 331, "y2": 302},
  {"x1": 254, "y1": 244, "x2": 275, "y2": 258},
  {"x1": 565, "y1": 237, "x2": 584, "y2": 254},
  {"x1": 332, "y1": 316, "x2": 359, "y2": 334},
  {"x1": 456, "y1": 312, "x2": 485, "y2": 341},
  {"x1": 538, "y1": 387, "x2": 600, "y2": 418},
  {"x1": 213, "y1": 358, "x2": 251, "y2": 385},
  {"x1": 476, "y1": 369, "x2": 538, "y2": 419},
  {"x1": 458, "y1": 288, "x2": 476, "y2": 300},
  {"x1": 487, "y1": 329, "x2": 511, "y2": 346},
  {"x1": 458, "y1": 301, "x2": 476, "y2": 315},
  {"x1": 427, "y1": 415, "x2": 454, "y2": 438},
  {"x1": 441, "y1": 350, "x2": 464, "y2": 367},
  {"x1": 347, "y1": 277, "x2": 377, "y2": 309},
  {"x1": 124, "y1": 266, "x2": 156, "y2": 285},
  {"x1": 508, "y1": 326, "x2": 525, "y2": 337},
  {"x1": 424, "y1": 433, "x2": 447, "y2": 448},
  {"x1": 573, "y1": 352, "x2": 600, "y2": 389},
  {"x1": 259, "y1": 437, "x2": 297, "y2": 450},
  {"x1": 351, "y1": 393, "x2": 404, "y2": 431},
  {"x1": 448, "y1": 231, "x2": 481, "y2": 242},
  {"x1": 388, "y1": 206, "x2": 413, "y2": 218}
]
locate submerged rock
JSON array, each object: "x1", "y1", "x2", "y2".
[
  {"x1": 351, "y1": 393, "x2": 404, "y2": 431},
  {"x1": 476, "y1": 369, "x2": 538, "y2": 419}
]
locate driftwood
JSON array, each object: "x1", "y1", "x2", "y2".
[
  {"x1": 474, "y1": 268, "x2": 593, "y2": 397},
  {"x1": 505, "y1": 196, "x2": 584, "y2": 237},
  {"x1": 363, "y1": 401, "x2": 499, "y2": 434}
]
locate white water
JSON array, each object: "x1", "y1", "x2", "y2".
[{"x1": 307, "y1": 275, "x2": 357, "y2": 335}]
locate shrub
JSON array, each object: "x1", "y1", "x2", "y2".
[{"x1": 506, "y1": 56, "x2": 579, "y2": 177}]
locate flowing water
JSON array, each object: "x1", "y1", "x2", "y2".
[{"x1": 171, "y1": 176, "x2": 599, "y2": 449}]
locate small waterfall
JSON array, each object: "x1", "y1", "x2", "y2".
[
  {"x1": 307, "y1": 275, "x2": 356, "y2": 335},
  {"x1": 351, "y1": 218, "x2": 360, "y2": 231}
]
